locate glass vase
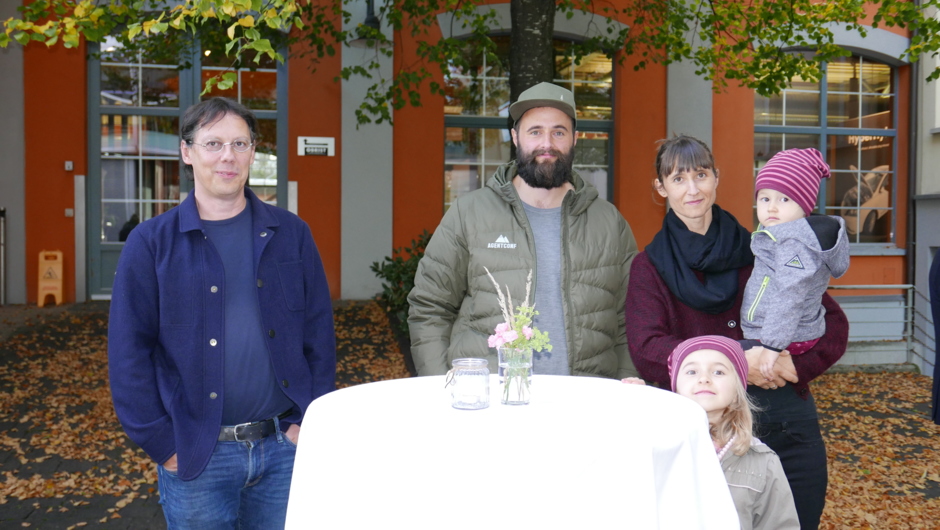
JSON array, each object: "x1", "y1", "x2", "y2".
[{"x1": 497, "y1": 347, "x2": 532, "y2": 405}]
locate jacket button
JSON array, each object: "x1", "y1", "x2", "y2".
[
  {"x1": 209, "y1": 392, "x2": 218, "y2": 399},
  {"x1": 210, "y1": 338, "x2": 218, "y2": 346},
  {"x1": 210, "y1": 285, "x2": 218, "y2": 293},
  {"x1": 257, "y1": 279, "x2": 263, "y2": 288},
  {"x1": 282, "y1": 380, "x2": 289, "y2": 388},
  {"x1": 269, "y1": 330, "x2": 275, "y2": 338},
  {"x1": 260, "y1": 231, "x2": 268, "y2": 238},
  {"x1": 727, "y1": 320, "x2": 737, "y2": 328}
]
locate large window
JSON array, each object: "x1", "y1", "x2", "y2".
[
  {"x1": 95, "y1": 32, "x2": 283, "y2": 245},
  {"x1": 98, "y1": 36, "x2": 184, "y2": 242},
  {"x1": 443, "y1": 37, "x2": 613, "y2": 211},
  {"x1": 754, "y1": 55, "x2": 896, "y2": 244}
]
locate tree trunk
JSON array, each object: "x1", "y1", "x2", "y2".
[{"x1": 509, "y1": 0, "x2": 555, "y2": 143}]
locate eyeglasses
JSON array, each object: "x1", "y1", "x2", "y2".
[{"x1": 189, "y1": 139, "x2": 254, "y2": 153}]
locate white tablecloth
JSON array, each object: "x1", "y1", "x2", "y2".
[{"x1": 286, "y1": 375, "x2": 738, "y2": 529}]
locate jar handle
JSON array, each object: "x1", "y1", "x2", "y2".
[{"x1": 444, "y1": 368, "x2": 456, "y2": 388}]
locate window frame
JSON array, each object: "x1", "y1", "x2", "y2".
[
  {"x1": 443, "y1": 37, "x2": 616, "y2": 210},
  {"x1": 754, "y1": 55, "x2": 900, "y2": 252}
]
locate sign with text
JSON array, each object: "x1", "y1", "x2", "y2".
[{"x1": 297, "y1": 136, "x2": 335, "y2": 157}]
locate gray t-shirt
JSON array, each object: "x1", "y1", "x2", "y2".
[{"x1": 522, "y1": 202, "x2": 569, "y2": 375}]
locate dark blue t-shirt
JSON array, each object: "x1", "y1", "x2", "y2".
[{"x1": 203, "y1": 204, "x2": 294, "y2": 424}]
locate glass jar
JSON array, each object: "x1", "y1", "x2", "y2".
[{"x1": 445, "y1": 358, "x2": 490, "y2": 410}]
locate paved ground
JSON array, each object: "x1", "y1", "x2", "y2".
[
  {"x1": 0, "y1": 300, "x2": 409, "y2": 529},
  {"x1": 1, "y1": 301, "x2": 939, "y2": 528}
]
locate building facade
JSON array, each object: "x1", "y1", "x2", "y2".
[{"x1": 0, "y1": 2, "x2": 919, "y2": 368}]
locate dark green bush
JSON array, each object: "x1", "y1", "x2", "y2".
[{"x1": 370, "y1": 230, "x2": 432, "y2": 338}]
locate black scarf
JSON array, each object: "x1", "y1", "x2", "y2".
[{"x1": 645, "y1": 205, "x2": 754, "y2": 314}]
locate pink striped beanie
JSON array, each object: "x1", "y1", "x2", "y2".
[
  {"x1": 668, "y1": 335, "x2": 748, "y2": 392},
  {"x1": 755, "y1": 148, "x2": 830, "y2": 216}
]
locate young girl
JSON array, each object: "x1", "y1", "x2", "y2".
[
  {"x1": 744, "y1": 148, "x2": 850, "y2": 381},
  {"x1": 625, "y1": 335, "x2": 800, "y2": 529}
]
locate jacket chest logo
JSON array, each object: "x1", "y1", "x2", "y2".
[
  {"x1": 488, "y1": 235, "x2": 517, "y2": 249},
  {"x1": 785, "y1": 255, "x2": 805, "y2": 269}
]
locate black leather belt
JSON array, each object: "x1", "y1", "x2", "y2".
[{"x1": 218, "y1": 411, "x2": 291, "y2": 442}]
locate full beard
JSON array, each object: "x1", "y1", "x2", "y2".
[{"x1": 516, "y1": 148, "x2": 574, "y2": 190}]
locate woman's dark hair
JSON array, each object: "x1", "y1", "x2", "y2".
[
  {"x1": 654, "y1": 135, "x2": 716, "y2": 181},
  {"x1": 179, "y1": 97, "x2": 258, "y2": 180}
]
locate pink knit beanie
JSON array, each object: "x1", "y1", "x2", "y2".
[
  {"x1": 755, "y1": 148, "x2": 830, "y2": 216},
  {"x1": 668, "y1": 335, "x2": 748, "y2": 392}
]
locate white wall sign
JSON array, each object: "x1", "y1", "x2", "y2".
[{"x1": 297, "y1": 136, "x2": 335, "y2": 157}]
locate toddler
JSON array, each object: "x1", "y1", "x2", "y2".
[{"x1": 743, "y1": 148, "x2": 850, "y2": 381}]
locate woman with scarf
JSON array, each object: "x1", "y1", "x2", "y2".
[{"x1": 625, "y1": 135, "x2": 849, "y2": 530}]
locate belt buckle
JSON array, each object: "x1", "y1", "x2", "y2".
[{"x1": 233, "y1": 421, "x2": 254, "y2": 442}]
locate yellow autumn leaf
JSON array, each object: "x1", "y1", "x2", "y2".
[
  {"x1": 227, "y1": 22, "x2": 237, "y2": 40},
  {"x1": 238, "y1": 15, "x2": 254, "y2": 27}
]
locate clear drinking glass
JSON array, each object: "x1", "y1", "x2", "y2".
[{"x1": 445, "y1": 358, "x2": 490, "y2": 410}]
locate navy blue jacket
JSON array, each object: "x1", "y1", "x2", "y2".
[{"x1": 108, "y1": 189, "x2": 336, "y2": 480}]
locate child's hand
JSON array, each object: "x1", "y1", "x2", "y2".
[
  {"x1": 621, "y1": 377, "x2": 646, "y2": 385},
  {"x1": 758, "y1": 347, "x2": 781, "y2": 381}
]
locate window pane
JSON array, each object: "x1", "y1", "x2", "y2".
[
  {"x1": 101, "y1": 115, "x2": 139, "y2": 156},
  {"x1": 784, "y1": 91, "x2": 820, "y2": 126},
  {"x1": 484, "y1": 78, "x2": 510, "y2": 117},
  {"x1": 445, "y1": 77, "x2": 482, "y2": 116},
  {"x1": 141, "y1": 67, "x2": 180, "y2": 107},
  {"x1": 201, "y1": 68, "x2": 239, "y2": 100},
  {"x1": 826, "y1": 56, "x2": 859, "y2": 93},
  {"x1": 826, "y1": 141, "x2": 892, "y2": 243},
  {"x1": 242, "y1": 70, "x2": 277, "y2": 110},
  {"x1": 102, "y1": 159, "x2": 137, "y2": 201},
  {"x1": 140, "y1": 116, "x2": 181, "y2": 157},
  {"x1": 827, "y1": 92, "x2": 858, "y2": 127},
  {"x1": 250, "y1": 119, "x2": 278, "y2": 204},
  {"x1": 861, "y1": 59, "x2": 892, "y2": 94},
  {"x1": 99, "y1": 34, "x2": 182, "y2": 108},
  {"x1": 574, "y1": 82, "x2": 612, "y2": 120},
  {"x1": 102, "y1": 202, "x2": 138, "y2": 243},
  {"x1": 754, "y1": 95, "x2": 783, "y2": 126},
  {"x1": 141, "y1": 160, "x2": 181, "y2": 202},
  {"x1": 861, "y1": 95, "x2": 893, "y2": 128},
  {"x1": 101, "y1": 65, "x2": 138, "y2": 106},
  {"x1": 482, "y1": 129, "x2": 512, "y2": 163}
]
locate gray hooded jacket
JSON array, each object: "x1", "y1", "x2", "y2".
[{"x1": 742, "y1": 215, "x2": 850, "y2": 350}]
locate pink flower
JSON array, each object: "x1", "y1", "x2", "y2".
[
  {"x1": 488, "y1": 322, "x2": 518, "y2": 348},
  {"x1": 488, "y1": 334, "x2": 502, "y2": 348},
  {"x1": 522, "y1": 326, "x2": 534, "y2": 340}
]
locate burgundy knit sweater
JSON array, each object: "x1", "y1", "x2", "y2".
[{"x1": 625, "y1": 252, "x2": 849, "y2": 397}]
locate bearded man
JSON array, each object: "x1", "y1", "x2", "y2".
[{"x1": 408, "y1": 82, "x2": 639, "y2": 378}]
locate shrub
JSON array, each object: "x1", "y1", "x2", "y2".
[{"x1": 370, "y1": 230, "x2": 432, "y2": 339}]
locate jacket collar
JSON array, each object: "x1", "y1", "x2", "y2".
[
  {"x1": 487, "y1": 160, "x2": 597, "y2": 215},
  {"x1": 177, "y1": 187, "x2": 280, "y2": 233}
]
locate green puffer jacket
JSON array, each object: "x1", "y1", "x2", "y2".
[{"x1": 407, "y1": 161, "x2": 638, "y2": 378}]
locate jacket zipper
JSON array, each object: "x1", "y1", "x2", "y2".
[{"x1": 747, "y1": 276, "x2": 770, "y2": 322}]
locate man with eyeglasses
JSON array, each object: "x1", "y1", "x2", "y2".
[{"x1": 108, "y1": 97, "x2": 336, "y2": 529}]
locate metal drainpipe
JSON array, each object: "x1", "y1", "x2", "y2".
[
  {"x1": 0, "y1": 207, "x2": 5, "y2": 306},
  {"x1": 907, "y1": 2, "x2": 921, "y2": 288}
]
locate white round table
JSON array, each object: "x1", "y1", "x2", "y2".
[{"x1": 286, "y1": 375, "x2": 739, "y2": 529}]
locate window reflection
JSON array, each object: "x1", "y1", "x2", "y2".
[
  {"x1": 754, "y1": 54, "x2": 895, "y2": 244},
  {"x1": 100, "y1": 115, "x2": 180, "y2": 242},
  {"x1": 99, "y1": 35, "x2": 182, "y2": 108}
]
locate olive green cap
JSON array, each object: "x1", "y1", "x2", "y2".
[{"x1": 509, "y1": 82, "x2": 577, "y2": 128}]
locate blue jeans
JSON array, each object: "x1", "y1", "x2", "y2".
[{"x1": 157, "y1": 422, "x2": 297, "y2": 530}]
